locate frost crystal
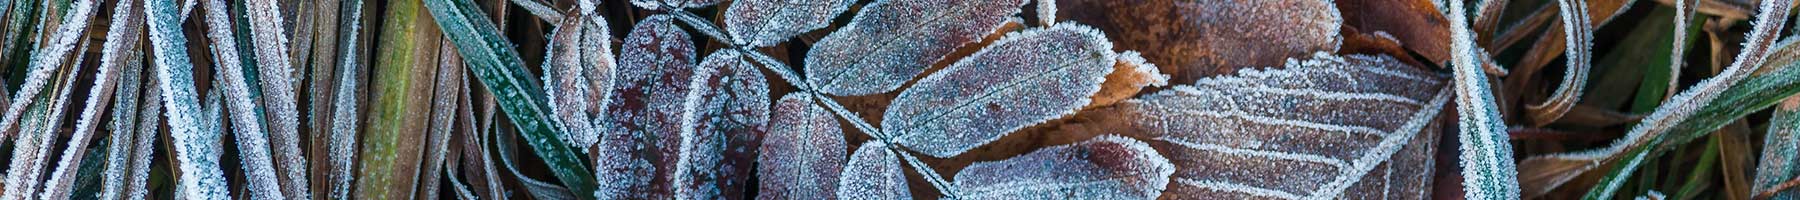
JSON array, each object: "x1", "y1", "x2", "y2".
[
  {"x1": 596, "y1": 14, "x2": 697, "y2": 199},
  {"x1": 723, "y1": 0, "x2": 854, "y2": 47},
  {"x1": 804, "y1": 0, "x2": 1026, "y2": 96},
  {"x1": 757, "y1": 93, "x2": 847, "y2": 199},
  {"x1": 882, "y1": 23, "x2": 1115, "y2": 158},
  {"x1": 1115, "y1": 53, "x2": 1450, "y2": 199},
  {"x1": 954, "y1": 135, "x2": 1173, "y2": 199},
  {"x1": 837, "y1": 142, "x2": 910, "y2": 200}
]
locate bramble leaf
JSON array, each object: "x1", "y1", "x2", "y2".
[
  {"x1": 804, "y1": 0, "x2": 1026, "y2": 96},
  {"x1": 1108, "y1": 53, "x2": 1450, "y2": 199},
  {"x1": 953, "y1": 135, "x2": 1173, "y2": 199},
  {"x1": 758, "y1": 93, "x2": 848, "y2": 199},
  {"x1": 883, "y1": 23, "x2": 1116, "y2": 158}
]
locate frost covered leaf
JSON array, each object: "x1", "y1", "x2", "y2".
[
  {"x1": 882, "y1": 23, "x2": 1115, "y2": 158},
  {"x1": 804, "y1": 0, "x2": 1027, "y2": 96},
  {"x1": 595, "y1": 14, "x2": 697, "y2": 199},
  {"x1": 542, "y1": 14, "x2": 611, "y2": 149},
  {"x1": 629, "y1": 0, "x2": 722, "y2": 10},
  {"x1": 758, "y1": 93, "x2": 847, "y2": 199},
  {"x1": 1088, "y1": 51, "x2": 1169, "y2": 110},
  {"x1": 837, "y1": 142, "x2": 910, "y2": 200},
  {"x1": 723, "y1": 0, "x2": 853, "y2": 47},
  {"x1": 1522, "y1": 0, "x2": 1597, "y2": 126},
  {"x1": 1754, "y1": 98, "x2": 1800, "y2": 200},
  {"x1": 1106, "y1": 53, "x2": 1450, "y2": 199},
  {"x1": 953, "y1": 135, "x2": 1173, "y2": 199},
  {"x1": 1334, "y1": 0, "x2": 1451, "y2": 64},
  {"x1": 1055, "y1": 0, "x2": 1341, "y2": 84},
  {"x1": 672, "y1": 50, "x2": 771, "y2": 199}
]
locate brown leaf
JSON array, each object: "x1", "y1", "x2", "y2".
[
  {"x1": 1335, "y1": 0, "x2": 1453, "y2": 65},
  {"x1": 1055, "y1": 0, "x2": 1342, "y2": 85}
]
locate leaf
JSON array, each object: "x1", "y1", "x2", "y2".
[
  {"x1": 1335, "y1": 0, "x2": 1450, "y2": 64},
  {"x1": 418, "y1": 39, "x2": 469, "y2": 200},
  {"x1": 804, "y1": 0, "x2": 1026, "y2": 96},
  {"x1": 1108, "y1": 53, "x2": 1450, "y2": 199},
  {"x1": 672, "y1": 49, "x2": 771, "y2": 199},
  {"x1": 1755, "y1": 99, "x2": 1800, "y2": 200},
  {"x1": 1087, "y1": 51, "x2": 1169, "y2": 110},
  {"x1": 594, "y1": 14, "x2": 695, "y2": 199},
  {"x1": 837, "y1": 142, "x2": 911, "y2": 200},
  {"x1": 882, "y1": 23, "x2": 1116, "y2": 158},
  {"x1": 146, "y1": 0, "x2": 231, "y2": 196},
  {"x1": 1054, "y1": 0, "x2": 1342, "y2": 84},
  {"x1": 124, "y1": 74, "x2": 163, "y2": 200},
  {"x1": 324, "y1": 0, "x2": 373, "y2": 198},
  {"x1": 244, "y1": 0, "x2": 311, "y2": 196},
  {"x1": 542, "y1": 13, "x2": 613, "y2": 150},
  {"x1": 1523, "y1": 0, "x2": 1597, "y2": 126},
  {"x1": 758, "y1": 93, "x2": 848, "y2": 199},
  {"x1": 421, "y1": 0, "x2": 599, "y2": 198},
  {"x1": 629, "y1": 0, "x2": 721, "y2": 10},
  {"x1": 41, "y1": 0, "x2": 122, "y2": 197},
  {"x1": 1442, "y1": 0, "x2": 1523, "y2": 198},
  {"x1": 721, "y1": 0, "x2": 854, "y2": 47},
  {"x1": 952, "y1": 135, "x2": 1173, "y2": 199},
  {"x1": 99, "y1": 5, "x2": 148, "y2": 195}
]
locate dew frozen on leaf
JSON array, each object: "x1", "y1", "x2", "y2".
[
  {"x1": 758, "y1": 93, "x2": 846, "y2": 200},
  {"x1": 953, "y1": 135, "x2": 1173, "y2": 199},
  {"x1": 837, "y1": 142, "x2": 910, "y2": 200},
  {"x1": 543, "y1": 14, "x2": 605, "y2": 149},
  {"x1": 596, "y1": 14, "x2": 697, "y2": 199},
  {"x1": 804, "y1": 0, "x2": 1027, "y2": 96},
  {"x1": 882, "y1": 23, "x2": 1116, "y2": 158},
  {"x1": 1055, "y1": 0, "x2": 1341, "y2": 85},
  {"x1": 1106, "y1": 53, "x2": 1449, "y2": 199},
  {"x1": 673, "y1": 50, "x2": 771, "y2": 199},
  {"x1": 723, "y1": 0, "x2": 854, "y2": 47}
]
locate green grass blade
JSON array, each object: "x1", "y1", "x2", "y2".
[
  {"x1": 353, "y1": 0, "x2": 446, "y2": 198},
  {"x1": 1446, "y1": 0, "x2": 1522, "y2": 198},
  {"x1": 420, "y1": 0, "x2": 597, "y2": 198},
  {"x1": 145, "y1": 0, "x2": 231, "y2": 196}
]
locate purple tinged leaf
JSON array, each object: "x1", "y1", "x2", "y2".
[
  {"x1": 953, "y1": 135, "x2": 1173, "y2": 199},
  {"x1": 882, "y1": 23, "x2": 1116, "y2": 158},
  {"x1": 673, "y1": 50, "x2": 771, "y2": 199},
  {"x1": 596, "y1": 14, "x2": 699, "y2": 199},
  {"x1": 722, "y1": 0, "x2": 854, "y2": 47},
  {"x1": 804, "y1": 0, "x2": 1027, "y2": 96},
  {"x1": 837, "y1": 142, "x2": 910, "y2": 200},
  {"x1": 758, "y1": 93, "x2": 847, "y2": 199},
  {"x1": 1113, "y1": 53, "x2": 1450, "y2": 199}
]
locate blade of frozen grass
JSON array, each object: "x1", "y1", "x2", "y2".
[
  {"x1": 1447, "y1": 0, "x2": 1523, "y2": 198},
  {"x1": 354, "y1": 0, "x2": 445, "y2": 197},
  {"x1": 506, "y1": 0, "x2": 560, "y2": 23},
  {"x1": 14, "y1": 37, "x2": 88, "y2": 200},
  {"x1": 200, "y1": 0, "x2": 286, "y2": 198},
  {"x1": 0, "y1": 0, "x2": 47, "y2": 142},
  {"x1": 302, "y1": 0, "x2": 343, "y2": 194},
  {"x1": 327, "y1": 0, "x2": 371, "y2": 198},
  {"x1": 125, "y1": 74, "x2": 163, "y2": 200},
  {"x1": 419, "y1": 39, "x2": 466, "y2": 200},
  {"x1": 2, "y1": 68, "x2": 66, "y2": 200},
  {"x1": 421, "y1": 0, "x2": 598, "y2": 198},
  {"x1": 1754, "y1": 99, "x2": 1800, "y2": 200},
  {"x1": 1524, "y1": 0, "x2": 1596, "y2": 126},
  {"x1": 146, "y1": 0, "x2": 232, "y2": 196},
  {"x1": 94, "y1": 0, "x2": 146, "y2": 197},
  {"x1": 66, "y1": 137, "x2": 111, "y2": 199},
  {"x1": 44, "y1": 0, "x2": 131, "y2": 197},
  {"x1": 244, "y1": 0, "x2": 310, "y2": 195}
]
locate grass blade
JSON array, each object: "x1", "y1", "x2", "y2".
[
  {"x1": 244, "y1": 0, "x2": 310, "y2": 195},
  {"x1": 125, "y1": 65, "x2": 162, "y2": 200},
  {"x1": 327, "y1": 0, "x2": 372, "y2": 198},
  {"x1": 419, "y1": 39, "x2": 467, "y2": 200},
  {"x1": 353, "y1": 0, "x2": 444, "y2": 197},
  {"x1": 1524, "y1": 0, "x2": 1596, "y2": 126},
  {"x1": 1446, "y1": 0, "x2": 1522, "y2": 198},
  {"x1": 199, "y1": 0, "x2": 286, "y2": 198},
  {"x1": 146, "y1": 0, "x2": 232, "y2": 196},
  {"x1": 421, "y1": 0, "x2": 599, "y2": 198},
  {"x1": 1755, "y1": 98, "x2": 1800, "y2": 200}
]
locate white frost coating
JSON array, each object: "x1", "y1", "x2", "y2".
[
  {"x1": 838, "y1": 142, "x2": 911, "y2": 200},
  {"x1": 1121, "y1": 53, "x2": 1451, "y2": 199},
  {"x1": 0, "y1": 0, "x2": 99, "y2": 143},
  {"x1": 198, "y1": 0, "x2": 286, "y2": 198},
  {"x1": 1445, "y1": 0, "x2": 1522, "y2": 198},
  {"x1": 1035, "y1": 0, "x2": 1056, "y2": 26},
  {"x1": 804, "y1": 0, "x2": 1028, "y2": 96},
  {"x1": 245, "y1": 0, "x2": 311, "y2": 197},
  {"x1": 44, "y1": 0, "x2": 128, "y2": 196},
  {"x1": 882, "y1": 23, "x2": 1116, "y2": 158},
  {"x1": 758, "y1": 93, "x2": 847, "y2": 199},
  {"x1": 1518, "y1": 0, "x2": 1794, "y2": 198},
  {"x1": 723, "y1": 0, "x2": 854, "y2": 47},
  {"x1": 954, "y1": 135, "x2": 1173, "y2": 199},
  {"x1": 328, "y1": 0, "x2": 369, "y2": 198}
]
